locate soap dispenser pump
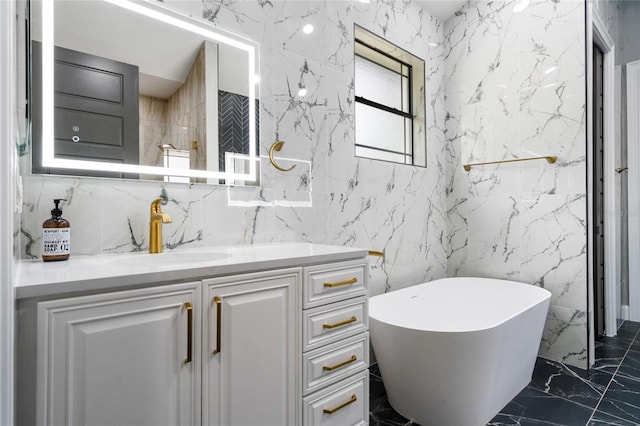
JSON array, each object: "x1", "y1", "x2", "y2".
[{"x1": 42, "y1": 198, "x2": 70, "y2": 262}]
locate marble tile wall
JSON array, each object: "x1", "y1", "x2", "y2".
[
  {"x1": 18, "y1": 0, "x2": 594, "y2": 369},
  {"x1": 443, "y1": 0, "x2": 588, "y2": 368},
  {"x1": 18, "y1": 0, "x2": 448, "y2": 299}
]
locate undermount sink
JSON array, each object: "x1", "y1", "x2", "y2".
[{"x1": 108, "y1": 249, "x2": 231, "y2": 267}]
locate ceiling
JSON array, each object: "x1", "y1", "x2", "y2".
[{"x1": 419, "y1": 0, "x2": 468, "y2": 21}]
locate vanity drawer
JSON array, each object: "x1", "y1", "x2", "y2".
[
  {"x1": 303, "y1": 370, "x2": 369, "y2": 426},
  {"x1": 303, "y1": 333, "x2": 369, "y2": 396},
  {"x1": 304, "y1": 260, "x2": 367, "y2": 309},
  {"x1": 303, "y1": 297, "x2": 368, "y2": 351}
]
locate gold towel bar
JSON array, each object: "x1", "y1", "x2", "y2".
[
  {"x1": 463, "y1": 156, "x2": 557, "y2": 172},
  {"x1": 269, "y1": 140, "x2": 296, "y2": 172}
]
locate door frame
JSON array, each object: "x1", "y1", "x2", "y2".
[
  {"x1": 587, "y1": 7, "x2": 618, "y2": 354},
  {"x1": 627, "y1": 60, "x2": 640, "y2": 320},
  {"x1": 0, "y1": 0, "x2": 16, "y2": 424}
]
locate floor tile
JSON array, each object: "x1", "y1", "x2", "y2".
[
  {"x1": 628, "y1": 339, "x2": 640, "y2": 354},
  {"x1": 529, "y1": 358, "x2": 612, "y2": 409},
  {"x1": 616, "y1": 348, "x2": 640, "y2": 383},
  {"x1": 619, "y1": 321, "x2": 640, "y2": 332},
  {"x1": 588, "y1": 409, "x2": 639, "y2": 425},
  {"x1": 595, "y1": 375, "x2": 640, "y2": 423},
  {"x1": 592, "y1": 341, "x2": 629, "y2": 374},
  {"x1": 369, "y1": 367, "x2": 412, "y2": 426},
  {"x1": 491, "y1": 386, "x2": 593, "y2": 425},
  {"x1": 601, "y1": 322, "x2": 640, "y2": 351}
]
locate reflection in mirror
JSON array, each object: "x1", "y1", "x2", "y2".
[{"x1": 30, "y1": 0, "x2": 259, "y2": 184}]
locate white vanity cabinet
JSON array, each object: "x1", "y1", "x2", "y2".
[
  {"x1": 35, "y1": 282, "x2": 201, "y2": 426},
  {"x1": 15, "y1": 243, "x2": 370, "y2": 426},
  {"x1": 301, "y1": 259, "x2": 370, "y2": 426},
  {"x1": 202, "y1": 269, "x2": 300, "y2": 426}
]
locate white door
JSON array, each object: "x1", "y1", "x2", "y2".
[
  {"x1": 203, "y1": 269, "x2": 300, "y2": 426},
  {"x1": 36, "y1": 282, "x2": 201, "y2": 426}
]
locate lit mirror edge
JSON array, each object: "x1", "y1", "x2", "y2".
[{"x1": 39, "y1": 0, "x2": 259, "y2": 183}]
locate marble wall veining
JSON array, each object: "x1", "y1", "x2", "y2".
[
  {"x1": 19, "y1": 0, "x2": 448, "y2": 299},
  {"x1": 19, "y1": 0, "x2": 594, "y2": 369},
  {"x1": 444, "y1": 0, "x2": 588, "y2": 368}
]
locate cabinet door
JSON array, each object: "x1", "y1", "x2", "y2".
[
  {"x1": 203, "y1": 269, "x2": 300, "y2": 426},
  {"x1": 36, "y1": 282, "x2": 201, "y2": 426}
]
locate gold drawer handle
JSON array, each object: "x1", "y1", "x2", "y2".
[
  {"x1": 322, "y1": 355, "x2": 357, "y2": 371},
  {"x1": 323, "y1": 316, "x2": 357, "y2": 329},
  {"x1": 183, "y1": 302, "x2": 193, "y2": 364},
  {"x1": 324, "y1": 277, "x2": 358, "y2": 288},
  {"x1": 212, "y1": 296, "x2": 222, "y2": 355},
  {"x1": 323, "y1": 394, "x2": 357, "y2": 415}
]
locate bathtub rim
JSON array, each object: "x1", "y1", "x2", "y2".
[{"x1": 368, "y1": 276, "x2": 552, "y2": 334}]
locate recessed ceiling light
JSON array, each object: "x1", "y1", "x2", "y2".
[{"x1": 302, "y1": 24, "x2": 314, "y2": 34}]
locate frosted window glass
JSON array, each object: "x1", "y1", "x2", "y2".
[
  {"x1": 355, "y1": 55, "x2": 403, "y2": 111},
  {"x1": 355, "y1": 145, "x2": 409, "y2": 164},
  {"x1": 404, "y1": 119, "x2": 413, "y2": 155},
  {"x1": 355, "y1": 103, "x2": 407, "y2": 154},
  {"x1": 353, "y1": 25, "x2": 425, "y2": 167},
  {"x1": 402, "y1": 72, "x2": 410, "y2": 112}
]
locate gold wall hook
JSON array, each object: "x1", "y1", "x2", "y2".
[
  {"x1": 616, "y1": 167, "x2": 628, "y2": 173},
  {"x1": 269, "y1": 140, "x2": 296, "y2": 172}
]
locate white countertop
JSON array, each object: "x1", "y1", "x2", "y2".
[{"x1": 15, "y1": 243, "x2": 368, "y2": 299}]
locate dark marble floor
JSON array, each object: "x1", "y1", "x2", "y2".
[{"x1": 369, "y1": 321, "x2": 640, "y2": 426}]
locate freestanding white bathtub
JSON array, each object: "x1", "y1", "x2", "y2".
[{"x1": 369, "y1": 277, "x2": 551, "y2": 426}]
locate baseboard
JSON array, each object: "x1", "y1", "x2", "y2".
[{"x1": 621, "y1": 304, "x2": 630, "y2": 321}]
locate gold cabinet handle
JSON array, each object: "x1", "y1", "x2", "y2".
[
  {"x1": 324, "y1": 277, "x2": 358, "y2": 288},
  {"x1": 323, "y1": 316, "x2": 357, "y2": 329},
  {"x1": 323, "y1": 394, "x2": 357, "y2": 415},
  {"x1": 368, "y1": 250, "x2": 384, "y2": 257},
  {"x1": 322, "y1": 355, "x2": 357, "y2": 371},
  {"x1": 183, "y1": 302, "x2": 193, "y2": 364},
  {"x1": 212, "y1": 296, "x2": 222, "y2": 355}
]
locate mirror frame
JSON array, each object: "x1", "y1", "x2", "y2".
[{"x1": 37, "y1": 0, "x2": 259, "y2": 182}]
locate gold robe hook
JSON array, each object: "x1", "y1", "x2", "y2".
[{"x1": 269, "y1": 140, "x2": 296, "y2": 172}]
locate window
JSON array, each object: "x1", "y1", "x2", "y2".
[{"x1": 354, "y1": 25, "x2": 426, "y2": 167}]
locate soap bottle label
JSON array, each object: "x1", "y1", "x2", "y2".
[{"x1": 43, "y1": 228, "x2": 71, "y2": 255}]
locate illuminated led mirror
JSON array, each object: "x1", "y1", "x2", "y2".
[{"x1": 30, "y1": 0, "x2": 259, "y2": 183}]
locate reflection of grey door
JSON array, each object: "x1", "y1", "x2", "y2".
[
  {"x1": 593, "y1": 43, "x2": 606, "y2": 337},
  {"x1": 31, "y1": 42, "x2": 139, "y2": 178}
]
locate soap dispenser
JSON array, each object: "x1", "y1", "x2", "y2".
[{"x1": 42, "y1": 198, "x2": 70, "y2": 262}]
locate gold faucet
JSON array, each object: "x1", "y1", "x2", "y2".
[{"x1": 149, "y1": 198, "x2": 172, "y2": 254}]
